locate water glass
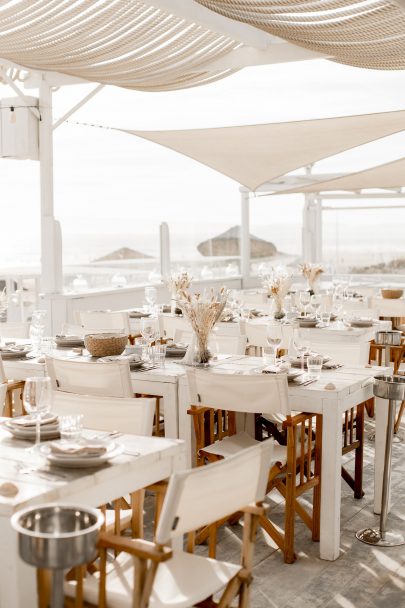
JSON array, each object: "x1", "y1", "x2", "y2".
[
  {"x1": 59, "y1": 414, "x2": 84, "y2": 442},
  {"x1": 320, "y1": 311, "x2": 331, "y2": 326},
  {"x1": 262, "y1": 347, "x2": 276, "y2": 367},
  {"x1": 307, "y1": 355, "x2": 323, "y2": 380},
  {"x1": 23, "y1": 376, "x2": 52, "y2": 449},
  {"x1": 145, "y1": 286, "x2": 157, "y2": 312},
  {"x1": 152, "y1": 344, "x2": 166, "y2": 368}
]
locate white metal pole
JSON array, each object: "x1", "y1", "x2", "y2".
[
  {"x1": 240, "y1": 188, "x2": 250, "y2": 287},
  {"x1": 39, "y1": 77, "x2": 63, "y2": 295},
  {"x1": 160, "y1": 222, "x2": 171, "y2": 279},
  {"x1": 314, "y1": 196, "x2": 323, "y2": 262}
]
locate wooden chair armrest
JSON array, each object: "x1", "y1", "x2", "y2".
[
  {"x1": 187, "y1": 406, "x2": 212, "y2": 416},
  {"x1": 282, "y1": 412, "x2": 315, "y2": 428},
  {"x1": 98, "y1": 533, "x2": 172, "y2": 562}
]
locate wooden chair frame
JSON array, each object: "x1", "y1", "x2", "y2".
[
  {"x1": 188, "y1": 406, "x2": 322, "y2": 564},
  {"x1": 62, "y1": 504, "x2": 264, "y2": 608}
]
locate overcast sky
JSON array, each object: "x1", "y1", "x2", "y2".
[{"x1": 1, "y1": 56, "x2": 405, "y2": 264}]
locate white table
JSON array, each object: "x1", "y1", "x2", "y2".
[
  {"x1": 177, "y1": 358, "x2": 388, "y2": 562},
  {"x1": 4, "y1": 350, "x2": 391, "y2": 562},
  {"x1": 0, "y1": 425, "x2": 186, "y2": 608}
]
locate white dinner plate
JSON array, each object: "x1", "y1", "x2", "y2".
[
  {"x1": 0, "y1": 348, "x2": 32, "y2": 359},
  {"x1": 3, "y1": 418, "x2": 60, "y2": 441},
  {"x1": 41, "y1": 441, "x2": 123, "y2": 468}
]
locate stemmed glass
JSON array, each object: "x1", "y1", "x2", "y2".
[
  {"x1": 29, "y1": 310, "x2": 47, "y2": 355},
  {"x1": 266, "y1": 324, "x2": 283, "y2": 366},
  {"x1": 23, "y1": 376, "x2": 52, "y2": 452},
  {"x1": 333, "y1": 292, "x2": 344, "y2": 327},
  {"x1": 299, "y1": 291, "x2": 311, "y2": 317},
  {"x1": 140, "y1": 318, "x2": 159, "y2": 360},
  {"x1": 310, "y1": 295, "x2": 322, "y2": 320},
  {"x1": 293, "y1": 329, "x2": 311, "y2": 372},
  {"x1": 144, "y1": 286, "x2": 157, "y2": 313}
]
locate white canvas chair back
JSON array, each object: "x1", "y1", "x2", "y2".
[
  {"x1": 186, "y1": 368, "x2": 290, "y2": 416},
  {"x1": 0, "y1": 357, "x2": 6, "y2": 383},
  {"x1": 246, "y1": 323, "x2": 291, "y2": 350},
  {"x1": 0, "y1": 322, "x2": 30, "y2": 339},
  {"x1": 347, "y1": 307, "x2": 380, "y2": 319},
  {"x1": 77, "y1": 311, "x2": 130, "y2": 334},
  {"x1": 52, "y1": 392, "x2": 154, "y2": 436},
  {"x1": 174, "y1": 329, "x2": 247, "y2": 355},
  {"x1": 61, "y1": 323, "x2": 87, "y2": 337},
  {"x1": 158, "y1": 314, "x2": 191, "y2": 339},
  {"x1": 156, "y1": 441, "x2": 273, "y2": 545},
  {"x1": 46, "y1": 356, "x2": 133, "y2": 398}
]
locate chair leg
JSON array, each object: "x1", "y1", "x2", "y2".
[
  {"x1": 354, "y1": 405, "x2": 364, "y2": 499},
  {"x1": 3, "y1": 390, "x2": 12, "y2": 417},
  {"x1": 394, "y1": 400, "x2": 405, "y2": 435},
  {"x1": 131, "y1": 489, "x2": 145, "y2": 538},
  {"x1": 364, "y1": 397, "x2": 375, "y2": 419}
]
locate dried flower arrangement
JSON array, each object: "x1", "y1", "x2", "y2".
[
  {"x1": 177, "y1": 287, "x2": 228, "y2": 364},
  {"x1": 298, "y1": 263, "x2": 324, "y2": 293},
  {"x1": 166, "y1": 272, "x2": 193, "y2": 314},
  {"x1": 262, "y1": 271, "x2": 291, "y2": 318}
]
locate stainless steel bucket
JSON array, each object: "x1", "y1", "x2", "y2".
[
  {"x1": 375, "y1": 331, "x2": 402, "y2": 346},
  {"x1": 373, "y1": 375, "x2": 405, "y2": 401},
  {"x1": 12, "y1": 503, "x2": 104, "y2": 608}
]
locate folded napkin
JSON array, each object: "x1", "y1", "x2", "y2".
[
  {"x1": 322, "y1": 361, "x2": 344, "y2": 370},
  {"x1": 50, "y1": 442, "x2": 107, "y2": 457},
  {"x1": 262, "y1": 363, "x2": 291, "y2": 374},
  {"x1": 11, "y1": 414, "x2": 58, "y2": 428}
]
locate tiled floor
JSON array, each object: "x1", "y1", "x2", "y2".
[{"x1": 189, "y1": 420, "x2": 405, "y2": 608}]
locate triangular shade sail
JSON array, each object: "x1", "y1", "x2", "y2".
[
  {"x1": 121, "y1": 110, "x2": 405, "y2": 190},
  {"x1": 274, "y1": 157, "x2": 405, "y2": 195}
]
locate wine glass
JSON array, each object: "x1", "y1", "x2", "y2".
[
  {"x1": 23, "y1": 376, "x2": 52, "y2": 451},
  {"x1": 299, "y1": 291, "x2": 311, "y2": 317},
  {"x1": 144, "y1": 286, "x2": 157, "y2": 313},
  {"x1": 29, "y1": 310, "x2": 47, "y2": 355},
  {"x1": 310, "y1": 295, "x2": 322, "y2": 320},
  {"x1": 293, "y1": 329, "x2": 311, "y2": 372},
  {"x1": 140, "y1": 318, "x2": 159, "y2": 359},
  {"x1": 266, "y1": 324, "x2": 283, "y2": 365}
]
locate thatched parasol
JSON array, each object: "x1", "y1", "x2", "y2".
[
  {"x1": 93, "y1": 247, "x2": 152, "y2": 262},
  {"x1": 197, "y1": 226, "x2": 277, "y2": 258}
]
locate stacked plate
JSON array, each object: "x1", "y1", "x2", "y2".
[
  {"x1": 3, "y1": 413, "x2": 60, "y2": 441},
  {"x1": 349, "y1": 318, "x2": 374, "y2": 328},
  {"x1": 99, "y1": 354, "x2": 145, "y2": 369},
  {"x1": 0, "y1": 345, "x2": 32, "y2": 359},
  {"x1": 290, "y1": 355, "x2": 330, "y2": 369},
  {"x1": 129, "y1": 310, "x2": 151, "y2": 319},
  {"x1": 298, "y1": 318, "x2": 318, "y2": 328},
  {"x1": 166, "y1": 343, "x2": 188, "y2": 358},
  {"x1": 40, "y1": 439, "x2": 123, "y2": 468},
  {"x1": 55, "y1": 335, "x2": 85, "y2": 347}
]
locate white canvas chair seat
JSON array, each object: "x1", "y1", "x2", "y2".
[
  {"x1": 0, "y1": 321, "x2": 30, "y2": 339},
  {"x1": 201, "y1": 431, "x2": 306, "y2": 466},
  {"x1": 65, "y1": 550, "x2": 241, "y2": 608}
]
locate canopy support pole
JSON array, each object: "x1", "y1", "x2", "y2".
[
  {"x1": 160, "y1": 222, "x2": 171, "y2": 279},
  {"x1": 302, "y1": 193, "x2": 322, "y2": 263},
  {"x1": 240, "y1": 188, "x2": 250, "y2": 287},
  {"x1": 39, "y1": 77, "x2": 63, "y2": 295}
]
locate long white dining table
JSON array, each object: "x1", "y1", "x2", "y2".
[
  {"x1": 0, "y1": 424, "x2": 186, "y2": 608},
  {"x1": 3, "y1": 349, "x2": 390, "y2": 563}
]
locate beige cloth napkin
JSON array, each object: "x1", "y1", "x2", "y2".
[
  {"x1": 50, "y1": 442, "x2": 107, "y2": 457},
  {"x1": 11, "y1": 415, "x2": 58, "y2": 428}
]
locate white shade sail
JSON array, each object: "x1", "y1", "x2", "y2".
[
  {"x1": 273, "y1": 157, "x2": 405, "y2": 195},
  {"x1": 122, "y1": 110, "x2": 405, "y2": 190},
  {"x1": 197, "y1": 0, "x2": 405, "y2": 70}
]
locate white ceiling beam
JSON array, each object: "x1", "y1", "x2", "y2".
[{"x1": 146, "y1": 0, "x2": 274, "y2": 48}]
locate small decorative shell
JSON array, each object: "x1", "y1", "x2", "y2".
[
  {"x1": 0, "y1": 482, "x2": 19, "y2": 497},
  {"x1": 324, "y1": 382, "x2": 336, "y2": 390}
]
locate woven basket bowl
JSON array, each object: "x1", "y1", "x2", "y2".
[
  {"x1": 84, "y1": 333, "x2": 128, "y2": 357},
  {"x1": 381, "y1": 289, "x2": 403, "y2": 300}
]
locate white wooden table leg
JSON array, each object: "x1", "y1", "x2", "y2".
[
  {"x1": 161, "y1": 385, "x2": 179, "y2": 439},
  {"x1": 178, "y1": 379, "x2": 193, "y2": 468},
  {"x1": 374, "y1": 395, "x2": 390, "y2": 514},
  {"x1": 319, "y1": 403, "x2": 343, "y2": 561},
  {"x1": 0, "y1": 517, "x2": 36, "y2": 608}
]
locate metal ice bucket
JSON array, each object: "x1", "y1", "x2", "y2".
[
  {"x1": 375, "y1": 331, "x2": 402, "y2": 346},
  {"x1": 373, "y1": 375, "x2": 405, "y2": 401},
  {"x1": 11, "y1": 503, "x2": 104, "y2": 569}
]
